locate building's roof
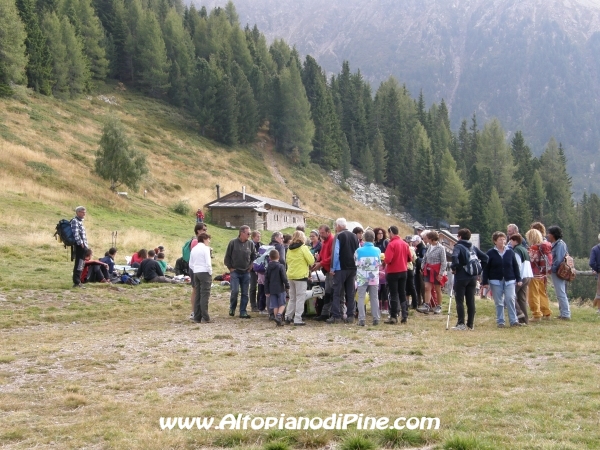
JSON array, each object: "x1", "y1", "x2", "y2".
[{"x1": 205, "y1": 191, "x2": 306, "y2": 213}]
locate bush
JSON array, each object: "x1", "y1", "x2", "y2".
[
  {"x1": 339, "y1": 435, "x2": 376, "y2": 450},
  {"x1": 171, "y1": 200, "x2": 190, "y2": 216}
]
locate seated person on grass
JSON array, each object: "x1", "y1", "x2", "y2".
[
  {"x1": 82, "y1": 248, "x2": 110, "y2": 284},
  {"x1": 136, "y1": 250, "x2": 176, "y2": 283},
  {"x1": 156, "y1": 252, "x2": 172, "y2": 274},
  {"x1": 130, "y1": 249, "x2": 147, "y2": 268},
  {"x1": 100, "y1": 247, "x2": 118, "y2": 277}
]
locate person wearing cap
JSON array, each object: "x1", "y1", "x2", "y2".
[{"x1": 71, "y1": 206, "x2": 88, "y2": 288}]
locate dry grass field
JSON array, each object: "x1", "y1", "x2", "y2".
[{"x1": 2, "y1": 84, "x2": 600, "y2": 449}]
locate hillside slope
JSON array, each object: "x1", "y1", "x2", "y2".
[
  {"x1": 201, "y1": 0, "x2": 600, "y2": 196},
  {"x1": 0, "y1": 83, "x2": 408, "y2": 288}
]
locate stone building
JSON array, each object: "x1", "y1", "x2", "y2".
[{"x1": 205, "y1": 187, "x2": 306, "y2": 231}]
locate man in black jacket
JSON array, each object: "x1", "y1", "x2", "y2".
[
  {"x1": 327, "y1": 218, "x2": 359, "y2": 324},
  {"x1": 450, "y1": 229, "x2": 488, "y2": 330},
  {"x1": 137, "y1": 250, "x2": 174, "y2": 283}
]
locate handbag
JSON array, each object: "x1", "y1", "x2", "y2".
[{"x1": 556, "y1": 253, "x2": 576, "y2": 282}]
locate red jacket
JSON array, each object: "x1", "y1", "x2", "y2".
[
  {"x1": 319, "y1": 233, "x2": 334, "y2": 272},
  {"x1": 384, "y1": 235, "x2": 411, "y2": 273}
]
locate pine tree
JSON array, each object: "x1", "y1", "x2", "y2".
[
  {"x1": 224, "y1": 0, "x2": 238, "y2": 26},
  {"x1": 340, "y1": 133, "x2": 351, "y2": 180},
  {"x1": 212, "y1": 72, "x2": 238, "y2": 145},
  {"x1": 61, "y1": 0, "x2": 108, "y2": 80},
  {"x1": 415, "y1": 122, "x2": 436, "y2": 224},
  {"x1": 361, "y1": 144, "x2": 375, "y2": 184},
  {"x1": 187, "y1": 57, "x2": 217, "y2": 136},
  {"x1": 529, "y1": 169, "x2": 546, "y2": 221},
  {"x1": 507, "y1": 186, "x2": 532, "y2": 234},
  {"x1": 511, "y1": 131, "x2": 534, "y2": 188},
  {"x1": 162, "y1": 7, "x2": 194, "y2": 105},
  {"x1": 301, "y1": 55, "x2": 342, "y2": 169},
  {"x1": 477, "y1": 118, "x2": 514, "y2": 203},
  {"x1": 468, "y1": 167, "x2": 493, "y2": 249},
  {"x1": 439, "y1": 149, "x2": 468, "y2": 225},
  {"x1": 0, "y1": 0, "x2": 28, "y2": 95},
  {"x1": 371, "y1": 129, "x2": 387, "y2": 184},
  {"x1": 487, "y1": 187, "x2": 506, "y2": 236},
  {"x1": 16, "y1": 0, "x2": 54, "y2": 94},
  {"x1": 136, "y1": 8, "x2": 169, "y2": 95},
  {"x1": 231, "y1": 62, "x2": 258, "y2": 144},
  {"x1": 41, "y1": 12, "x2": 67, "y2": 97},
  {"x1": 95, "y1": 115, "x2": 148, "y2": 191}
]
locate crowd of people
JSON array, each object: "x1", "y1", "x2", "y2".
[{"x1": 68, "y1": 206, "x2": 600, "y2": 326}]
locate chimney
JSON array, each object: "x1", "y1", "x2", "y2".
[
  {"x1": 292, "y1": 195, "x2": 300, "y2": 208},
  {"x1": 242, "y1": 186, "x2": 246, "y2": 200},
  {"x1": 216, "y1": 184, "x2": 220, "y2": 199},
  {"x1": 450, "y1": 224, "x2": 460, "y2": 235}
]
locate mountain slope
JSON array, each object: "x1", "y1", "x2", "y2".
[{"x1": 201, "y1": 0, "x2": 600, "y2": 195}]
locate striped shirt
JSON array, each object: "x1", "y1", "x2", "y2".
[
  {"x1": 70, "y1": 216, "x2": 87, "y2": 247},
  {"x1": 422, "y1": 243, "x2": 446, "y2": 273}
]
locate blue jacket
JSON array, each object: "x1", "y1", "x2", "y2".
[
  {"x1": 551, "y1": 239, "x2": 568, "y2": 274},
  {"x1": 482, "y1": 247, "x2": 521, "y2": 285},
  {"x1": 589, "y1": 244, "x2": 600, "y2": 272},
  {"x1": 450, "y1": 240, "x2": 488, "y2": 281}
]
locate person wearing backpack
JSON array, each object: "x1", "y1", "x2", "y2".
[
  {"x1": 70, "y1": 206, "x2": 88, "y2": 288},
  {"x1": 450, "y1": 228, "x2": 488, "y2": 330},
  {"x1": 547, "y1": 225, "x2": 571, "y2": 320}
]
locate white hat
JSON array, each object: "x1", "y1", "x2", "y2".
[{"x1": 413, "y1": 235, "x2": 422, "y2": 243}]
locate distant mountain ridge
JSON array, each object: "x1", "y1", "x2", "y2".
[{"x1": 197, "y1": 0, "x2": 600, "y2": 196}]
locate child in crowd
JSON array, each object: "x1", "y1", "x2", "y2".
[
  {"x1": 264, "y1": 249, "x2": 289, "y2": 326},
  {"x1": 82, "y1": 248, "x2": 110, "y2": 283},
  {"x1": 156, "y1": 252, "x2": 168, "y2": 273}
]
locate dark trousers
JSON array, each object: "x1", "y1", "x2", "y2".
[
  {"x1": 318, "y1": 272, "x2": 334, "y2": 318},
  {"x1": 515, "y1": 278, "x2": 530, "y2": 324},
  {"x1": 406, "y1": 269, "x2": 418, "y2": 309},
  {"x1": 331, "y1": 269, "x2": 356, "y2": 319},
  {"x1": 72, "y1": 245, "x2": 86, "y2": 286},
  {"x1": 258, "y1": 284, "x2": 267, "y2": 311},
  {"x1": 249, "y1": 271, "x2": 258, "y2": 310},
  {"x1": 193, "y1": 272, "x2": 212, "y2": 322},
  {"x1": 86, "y1": 264, "x2": 109, "y2": 282},
  {"x1": 454, "y1": 277, "x2": 477, "y2": 328},
  {"x1": 414, "y1": 269, "x2": 425, "y2": 305},
  {"x1": 387, "y1": 271, "x2": 408, "y2": 320}
]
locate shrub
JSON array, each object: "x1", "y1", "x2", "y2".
[{"x1": 171, "y1": 200, "x2": 190, "y2": 216}]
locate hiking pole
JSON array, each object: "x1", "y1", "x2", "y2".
[{"x1": 445, "y1": 286, "x2": 454, "y2": 330}]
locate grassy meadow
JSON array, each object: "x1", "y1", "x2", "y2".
[{"x1": 1, "y1": 84, "x2": 600, "y2": 449}]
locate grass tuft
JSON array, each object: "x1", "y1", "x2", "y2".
[
  {"x1": 378, "y1": 428, "x2": 427, "y2": 447},
  {"x1": 339, "y1": 434, "x2": 377, "y2": 450},
  {"x1": 263, "y1": 442, "x2": 291, "y2": 450},
  {"x1": 64, "y1": 394, "x2": 87, "y2": 409},
  {"x1": 443, "y1": 435, "x2": 493, "y2": 450}
]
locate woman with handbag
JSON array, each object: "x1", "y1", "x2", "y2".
[{"x1": 547, "y1": 225, "x2": 571, "y2": 320}]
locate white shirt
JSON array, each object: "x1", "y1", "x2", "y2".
[{"x1": 189, "y1": 242, "x2": 212, "y2": 275}]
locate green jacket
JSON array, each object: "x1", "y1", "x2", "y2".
[{"x1": 286, "y1": 243, "x2": 315, "y2": 280}]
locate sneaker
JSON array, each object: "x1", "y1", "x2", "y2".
[
  {"x1": 251, "y1": 307, "x2": 260, "y2": 313},
  {"x1": 400, "y1": 318, "x2": 407, "y2": 324},
  {"x1": 344, "y1": 318, "x2": 354, "y2": 324},
  {"x1": 259, "y1": 310, "x2": 269, "y2": 315},
  {"x1": 433, "y1": 306, "x2": 442, "y2": 314},
  {"x1": 517, "y1": 313, "x2": 526, "y2": 319},
  {"x1": 543, "y1": 315, "x2": 551, "y2": 320},
  {"x1": 274, "y1": 316, "x2": 282, "y2": 326},
  {"x1": 452, "y1": 324, "x2": 467, "y2": 331},
  {"x1": 293, "y1": 322, "x2": 306, "y2": 326},
  {"x1": 384, "y1": 317, "x2": 398, "y2": 324},
  {"x1": 358, "y1": 320, "x2": 365, "y2": 327},
  {"x1": 72, "y1": 284, "x2": 85, "y2": 289},
  {"x1": 269, "y1": 314, "x2": 275, "y2": 321},
  {"x1": 417, "y1": 304, "x2": 430, "y2": 314},
  {"x1": 530, "y1": 317, "x2": 541, "y2": 322},
  {"x1": 313, "y1": 315, "x2": 328, "y2": 321},
  {"x1": 325, "y1": 317, "x2": 341, "y2": 324},
  {"x1": 556, "y1": 316, "x2": 571, "y2": 321},
  {"x1": 189, "y1": 312, "x2": 194, "y2": 320},
  {"x1": 285, "y1": 318, "x2": 293, "y2": 325},
  {"x1": 466, "y1": 324, "x2": 474, "y2": 331},
  {"x1": 239, "y1": 313, "x2": 252, "y2": 319},
  {"x1": 510, "y1": 322, "x2": 525, "y2": 327},
  {"x1": 381, "y1": 309, "x2": 389, "y2": 315},
  {"x1": 497, "y1": 323, "x2": 505, "y2": 328},
  {"x1": 229, "y1": 309, "x2": 235, "y2": 317},
  {"x1": 372, "y1": 320, "x2": 380, "y2": 326}
]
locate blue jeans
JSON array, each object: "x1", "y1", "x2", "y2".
[
  {"x1": 229, "y1": 271, "x2": 251, "y2": 315},
  {"x1": 551, "y1": 273, "x2": 571, "y2": 318},
  {"x1": 490, "y1": 281, "x2": 518, "y2": 325}
]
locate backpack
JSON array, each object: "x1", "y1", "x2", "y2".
[
  {"x1": 557, "y1": 252, "x2": 576, "y2": 282},
  {"x1": 461, "y1": 244, "x2": 482, "y2": 276},
  {"x1": 252, "y1": 245, "x2": 275, "y2": 273},
  {"x1": 181, "y1": 237, "x2": 194, "y2": 262},
  {"x1": 120, "y1": 273, "x2": 140, "y2": 285},
  {"x1": 534, "y1": 246, "x2": 551, "y2": 275},
  {"x1": 54, "y1": 219, "x2": 76, "y2": 248}
]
